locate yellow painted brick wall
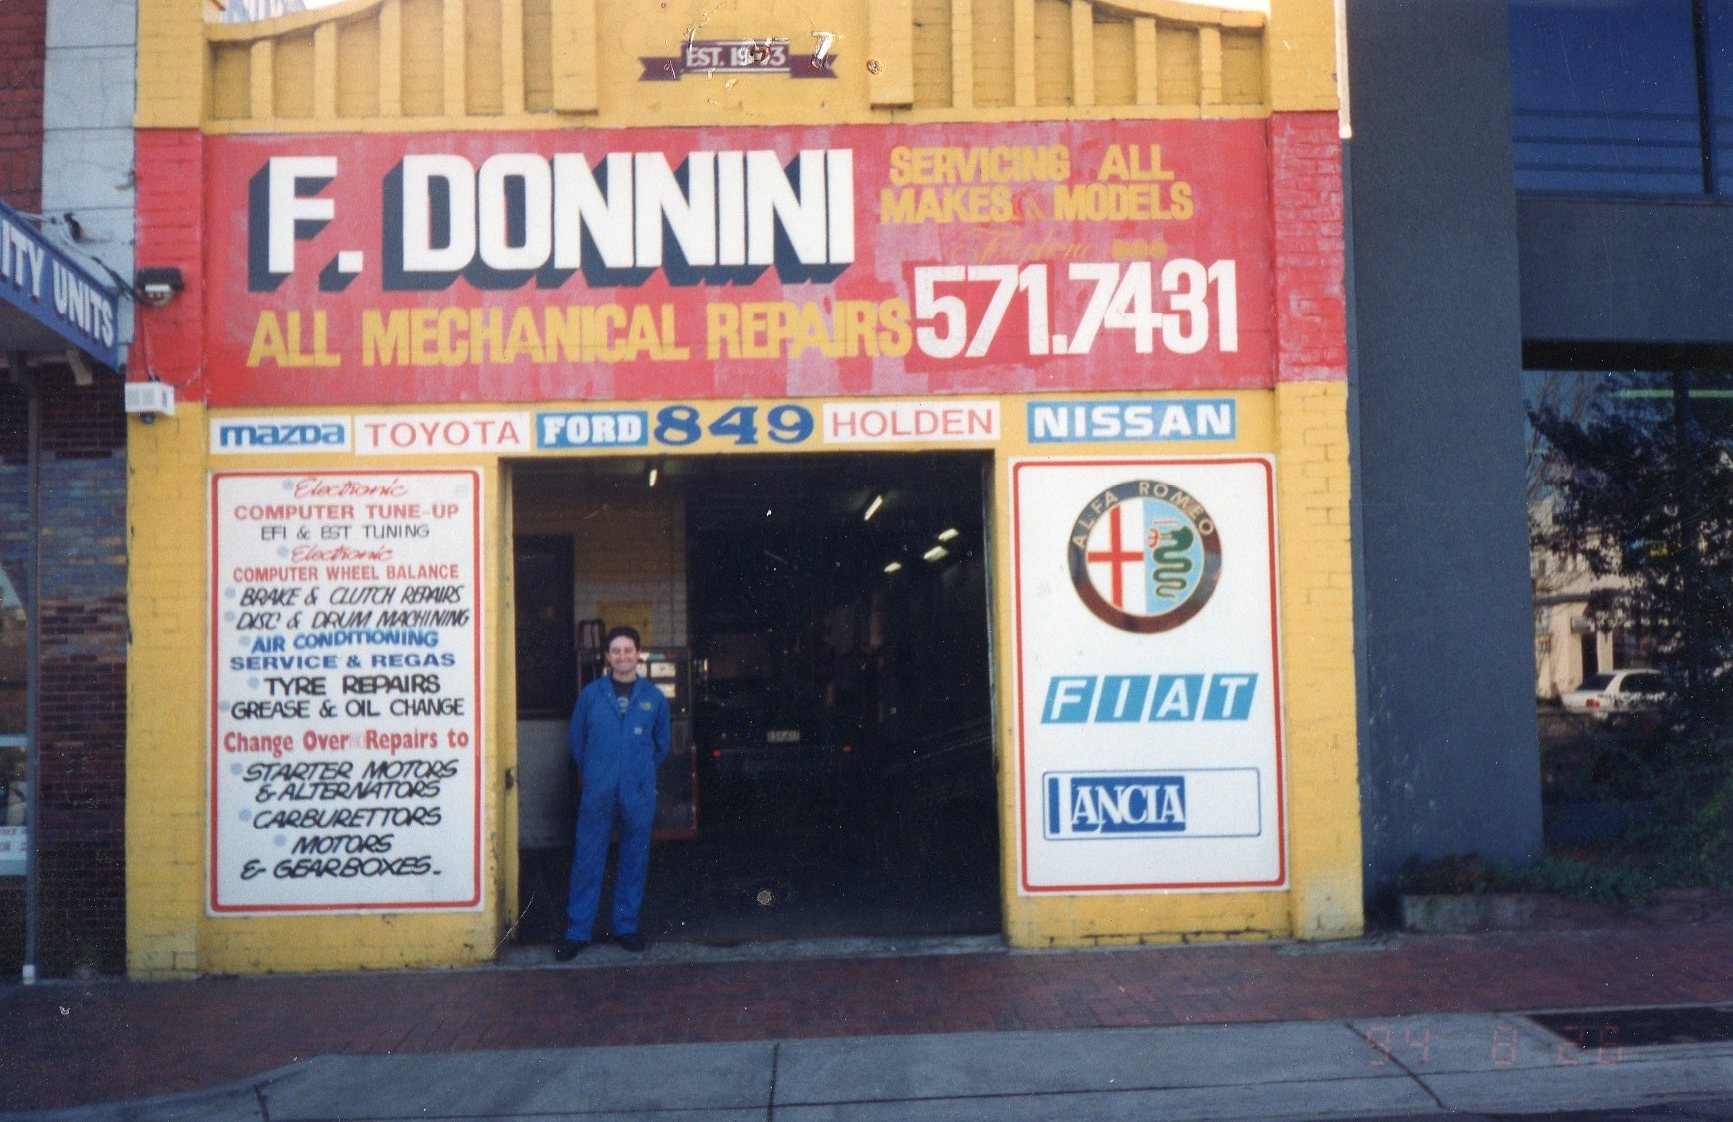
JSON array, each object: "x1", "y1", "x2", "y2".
[
  {"x1": 989, "y1": 391, "x2": 1354, "y2": 948},
  {"x1": 137, "y1": 0, "x2": 205, "y2": 127},
  {"x1": 911, "y1": 0, "x2": 956, "y2": 109},
  {"x1": 127, "y1": 405, "x2": 215, "y2": 977},
  {"x1": 1031, "y1": 0, "x2": 1074, "y2": 106},
  {"x1": 1092, "y1": 14, "x2": 1137, "y2": 107},
  {"x1": 989, "y1": 385, "x2": 1360, "y2": 948},
  {"x1": 163, "y1": 0, "x2": 1339, "y2": 133},
  {"x1": 128, "y1": 404, "x2": 515, "y2": 976},
  {"x1": 513, "y1": 470, "x2": 689, "y2": 648},
  {"x1": 1273, "y1": 380, "x2": 1362, "y2": 939},
  {"x1": 1155, "y1": 22, "x2": 1200, "y2": 106},
  {"x1": 971, "y1": 0, "x2": 1015, "y2": 108},
  {"x1": 130, "y1": 0, "x2": 1352, "y2": 964},
  {"x1": 1266, "y1": 0, "x2": 1339, "y2": 113},
  {"x1": 132, "y1": 392, "x2": 1358, "y2": 965}
]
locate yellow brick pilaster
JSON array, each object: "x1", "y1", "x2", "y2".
[
  {"x1": 1267, "y1": 0, "x2": 1340, "y2": 113},
  {"x1": 1275, "y1": 380, "x2": 1364, "y2": 939},
  {"x1": 126, "y1": 404, "x2": 212, "y2": 978},
  {"x1": 138, "y1": 0, "x2": 206, "y2": 127}
]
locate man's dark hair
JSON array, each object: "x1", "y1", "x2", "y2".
[{"x1": 605, "y1": 625, "x2": 641, "y2": 649}]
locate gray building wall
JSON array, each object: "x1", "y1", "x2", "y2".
[
  {"x1": 42, "y1": 0, "x2": 136, "y2": 350},
  {"x1": 1345, "y1": 0, "x2": 1544, "y2": 893},
  {"x1": 1520, "y1": 197, "x2": 1733, "y2": 348}
]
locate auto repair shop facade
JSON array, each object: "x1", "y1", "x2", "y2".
[{"x1": 127, "y1": 0, "x2": 1358, "y2": 974}]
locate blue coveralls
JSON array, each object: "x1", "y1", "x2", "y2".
[{"x1": 565, "y1": 674, "x2": 670, "y2": 940}]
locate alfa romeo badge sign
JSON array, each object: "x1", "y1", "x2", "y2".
[
  {"x1": 1067, "y1": 479, "x2": 1223, "y2": 633},
  {"x1": 1011, "y1": 457, "x2": 1285, "y2": 892}
]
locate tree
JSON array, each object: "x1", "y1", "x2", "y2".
[
  {"x1": 1529, "y1": 371, "x2": 1733, "y2": 886},
  {"x1": 1530, "y1": 372, "x2": 1732, "y2": 716}
]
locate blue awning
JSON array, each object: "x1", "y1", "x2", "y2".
[{"x1": 0, "y1": 199, "x2": 123, "y2": 371}]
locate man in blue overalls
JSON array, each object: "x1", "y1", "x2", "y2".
[{"x1": 558, "y1": 625, "x2": 670, "y2": 959}]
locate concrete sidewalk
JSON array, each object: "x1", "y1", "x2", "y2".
[
  {"x1": 11, "y1": 1012, "x2": 1733, "y2": 1122},
  {"x1": 7, "y1": 910, "x2": 1733, "y2": 1120}
]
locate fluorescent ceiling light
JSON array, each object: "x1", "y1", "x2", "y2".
[
  {"x1": 883, "y1": 561, "x2": 903, "y2": 573},
  {"x1": 937, "y1": 527, "x2": 959, "y2": 541},
  {"x1": 863, "y1": 494, "x2": 884, "y2": 521},
  {"x1": 922, "y1": 545, "x2": 949, "y2": 563}
]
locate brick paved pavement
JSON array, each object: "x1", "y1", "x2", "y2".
[{"x1": 2, "y1": 918, "x2": 1731, "y2": 1114}]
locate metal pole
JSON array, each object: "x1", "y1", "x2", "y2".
[{"x1": 18, "y1": 358, "x2": 40, "y2": 985}]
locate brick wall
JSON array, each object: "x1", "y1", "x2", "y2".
[
  {"x1": 1268, "y1": 111, "x2": 1361, "y2": 938},
  {"x1": 1271, "y1": 111, "x2": 1349, "y2": 385},
  {"x1": 0, "y1": 0, "x2": 46, "y2": 213},
  {"x1": 132, "y1": 130, "x2": 205, "y2": 390},
  {"x1": 0, "y1": 374, "x2": 129, "y2": 977},
  {"x1": 0, "y1": 384, "x2": 24, "y2": 971}
]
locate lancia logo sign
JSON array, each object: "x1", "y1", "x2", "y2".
[
  {"x1": 1067, "y1": 480, "x2": 1222, "y2": 633},
  {"x1": 1044, "y1": 773, "x2": 1187, "y2": 838}
]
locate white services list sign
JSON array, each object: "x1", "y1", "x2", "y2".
[{"x1": 208, "y1": 470, "x2": 483, "y2": 914}]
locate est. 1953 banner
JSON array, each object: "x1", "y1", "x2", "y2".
[
  {"x1": 203, "y1": 119, "x2": 1274, "y2": 406},
  {"x1": 208, "y1": 470, "x2": 483, "y2": 914},
  {"x1": 1011, "y1": 457, "x2": 1285, "y2": 893}
]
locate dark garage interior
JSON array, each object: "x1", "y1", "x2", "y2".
[{"x1": 513, "y1": 453, "x2": 1001, "y2": 945}]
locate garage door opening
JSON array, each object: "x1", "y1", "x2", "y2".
[{"x1": 511, "y1": 453, "x2": 1000, "y2": 945}]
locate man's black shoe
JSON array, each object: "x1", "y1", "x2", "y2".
[
  {"x1": 553, "y1": 940, "x2": 587, "y2": 962},
  {"x1": 615, "y1": 932, "x2": 647, "y2": 953}
]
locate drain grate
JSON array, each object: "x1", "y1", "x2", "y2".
[{"x1": 1531, "y1": 1005, "x2": 1733, "y2": 1048}]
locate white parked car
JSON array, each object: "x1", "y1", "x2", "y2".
[{"x1": 1561, "y1": 669, "x2": 1668, "y2": 721}]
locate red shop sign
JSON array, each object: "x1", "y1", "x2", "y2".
[{"x1": 201, "y1": 119, "x2": 1275, "y2": 406}]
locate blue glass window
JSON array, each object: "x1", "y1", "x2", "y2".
[
  {"x1": 1709, "y1": 0, "x2": 1733, "y2": 189},
  {"x1": 1510, "y1": 0, "x2": 1705, "y2": 195}
]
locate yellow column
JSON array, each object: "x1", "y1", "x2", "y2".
[
  {"x1": 126, "y1": 405, "x2": 212, "y2": 977},
  {"x1": 1275, "y1": 380, "x2": 1364, "y2": 939}
]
